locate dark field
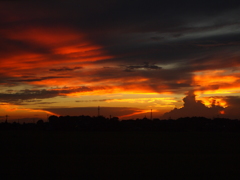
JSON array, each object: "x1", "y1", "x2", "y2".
[{"x1": 1, "y1": 131, "x2": 240, "y2": 179}]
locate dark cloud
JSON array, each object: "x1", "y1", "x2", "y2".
[
  {"x1": 0, "y1": 74, "x2": 16, "y2": 86},
  {"x1": 220, "y1": 96, "x2": 240, "y2": 119},
  {"x1": 1, "y1": 1, "x2": 239, "y2": 70},
  {"x1": 223, "y1": 96, "x2": 240, "y2": 106},
  {"x1": 123, "y1": 62, "x2": 162, "y2": 72},
  {"x1": 68, "y1": 65, "x2": 194, "y2": 93},
  {"x1": 0, "y1": 86, "x2": 93, "y2": 103},
  {"x1": 49, "y1": 67, "x2": 82, "y2": 72},
  {"x1": 9, "y1": 100, "x2": 57, "y2": 106},
  {"x1": 0, "y1": 37, "x2": 51, "y2": 58},
  {"x1": 9, "y1": 76, "x2": 71, "y2": 83}
]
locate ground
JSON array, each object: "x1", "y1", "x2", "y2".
[{"x1": 1, "y1": 131, "x2": 240, "y2": 179}]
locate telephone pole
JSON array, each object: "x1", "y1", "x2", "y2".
[
  {"x1": 150, "y1": 109, "x2": 152, "y2": 120},
  {"x1": 98, "y1": 106, "x2": 100, "y2": 117},
  {"x1": 5, "y1": 115, "x2": 8, "y2": 123}
]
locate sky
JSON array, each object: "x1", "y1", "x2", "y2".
[{"x1": 1, "y1": 1, "x2": 240, "y2": 122}]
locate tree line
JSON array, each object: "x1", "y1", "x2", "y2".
[{"x1": 1, "y1": 115, "x2": 240, "y2": 132}]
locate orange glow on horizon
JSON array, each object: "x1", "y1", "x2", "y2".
[
  {"x1": 0, "y1": 103, "x2": 59, "y2": 117},
  {"x1": 119, "y1": 109, "x2": 158, "y2": 119}
]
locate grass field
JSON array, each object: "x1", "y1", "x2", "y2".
[{"x1": 1, "y1": 131, "x2": 240, "y2": 178}]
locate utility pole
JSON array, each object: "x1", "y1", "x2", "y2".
[
  {"x1": 150, "y1": 109, "x2": 152, "y2": 120},
  {"x1": 98, "y1": 106, "x2": 100, "y2": 117},
  {"x1": 5, "y1": 115, "x2": 8, "y2": 123}
]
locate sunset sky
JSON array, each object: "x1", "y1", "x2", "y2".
[{"x1": 1, "y1": 1, "x2": 240, "y2": 122}]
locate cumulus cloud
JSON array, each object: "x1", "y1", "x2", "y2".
[{"x1": 161, "y1": 91, "x2": 224, "y2": 119}]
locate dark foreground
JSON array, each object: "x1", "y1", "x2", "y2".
[{"x1": 1, "y1": 131, "x2": 240, "y2": 179}]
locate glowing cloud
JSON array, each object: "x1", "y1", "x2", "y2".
[{"x1": 193, "y1": 69, "x2": 240, "y2": 95}]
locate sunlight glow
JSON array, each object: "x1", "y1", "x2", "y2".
[
  {"x1": 119, "y1": 109, "x2": 158, "y2": 119},
  {"x1": 197, "y1": 96, "x2": 228, "y2": 108},
  {"x1": 0, "y1": 103, "x2": 58, "y2": 117}
]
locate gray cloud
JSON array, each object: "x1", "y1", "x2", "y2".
[
  {"x1": 123, "y1": 62, "x2": 162, "y2": 72},
  {"x1": 0, "y1": 37, "x2": 51, "y2": 59},
  {"x1": 0, "y1": 86, "x2": 93, "y2": 103},
  {"x1": 220, "y1": 96, "x2": 240, "y2": 119},
  {"x1": 9, "y1": 76, "x2": 71, "y2": 83}
]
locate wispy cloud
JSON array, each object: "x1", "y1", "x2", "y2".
[
  {"x1": 49, "y1": 66, "x2": 82, "y2": 72},
  {"x1": 0, "y1": 86, "x2": 93, "y2": 103},
  {"x1": 123, "y1": 62, "x2": 162, "y2": 72}
]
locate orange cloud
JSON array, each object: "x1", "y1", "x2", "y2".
[
  {"x1": 0, "y1": 26, "x2": 113, "y2": 84},
  {"x1": 193, "y1": 69, "x2": 240, "y2": 95},
  {"x1": 194, "y1": 70, "x2": 238, "y2": 85},
  {"x1": 2, "y1": 26, "x2": 82, "y2": 45},
  {"x1": 66, "y1": 85, "x2": 172, "y2": 97},
  {"x1": 105, "y1": 97, "x2": 177, "y2": 107},
  {"x1": 2, "y1": 26, "x2": 112, "y2": 62},
  {"x1": 197, "y1": 96, "x2": 228, "y2": 108}
]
